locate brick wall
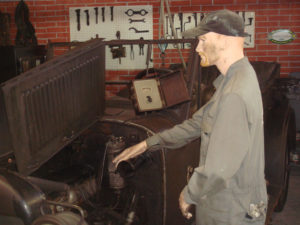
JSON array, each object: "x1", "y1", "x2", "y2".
[{"x1": 1, "y1": 0, "x2": 300, "y2": 97}]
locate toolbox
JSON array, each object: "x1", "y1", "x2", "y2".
[{"x1": 131, "y1": 70, "x2": 190, "y2": 112}]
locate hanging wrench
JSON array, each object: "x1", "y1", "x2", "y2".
[
  {"x1": 129, "y1": 27, "x2": 149, "y2": 33},
  {"x1": 129, "y1": 18, "x2": 145, "y2": 23},
  {"x1": 125, "y1": 9, "x2": 148, "y2": 17}
]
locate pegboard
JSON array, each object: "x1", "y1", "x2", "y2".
[
  {"x1": 163, "y1": 11, "x2": 255, "y2": 49},
  {"x1": 69, "y1": 5, "x2": 153, "y2": 70}
]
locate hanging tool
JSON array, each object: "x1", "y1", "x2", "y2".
[
  {"x1": 84, "y1": 9, "x2": 90, "y2": 26},
  {"x1": 139, "y1": 37, "x2": 144, "y2": 55},
  {"x1": 130, "y1": 44, "x2": 134, "y2": 60},
  {"x1": 166, "y1": 15, "x2": 169, "y2": 34},
  {"x1": 125, "y1": 9, "x2": 148, "y2": 17},
  {"x1": 110, "y1": 6, "x2": 114, "y2": 21},
  {"x1": 193, "y1": 13, "x2": 197, "y2": 27},
  {"x1": 158, "y1": 0, "x2": 186, "y2": 70},
  {"x1": 101, "y1": 7, "x2": 105, "y2": 22},
  {"x1": 184, "y1": 16, "x2": 191, "y2": 31},
  {"x1": 145, "y1": 44, "x2": 152, "y2": 76},
  {"x1": 246, "y1": 17, "x2": 254, "y2": 26},
  {"x1": 116, "y1": 31, "x2": 121, "y2": 64},
  {"x1": 129, "y1": 27, "x2": 149, "y2": 33},
  {"x1": 109, "y1": 31, "x2": 126, "y2": 64},
  {"x1": 158, "y1": 39, "x2": 168, "y2": 67},
  {"x1": 75, "y1": 9, "x2": 81, "y2": 31},
  {"x1": 178, "y1": 12, "x2": 183, "y2": 33},
  {"x1": 129, "y1": 18, "x2": 146, "y2": 23},
  {"x1": 94, "y1": 7, "x2": 98, "y2": 24}
]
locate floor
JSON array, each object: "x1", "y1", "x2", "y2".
[{"x1": 271, "y1": 164, "x2": 300, "y2": 225}]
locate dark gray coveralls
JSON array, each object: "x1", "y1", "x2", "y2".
[{"x1": 146, "y1": 57, "x2": 268, "y2": 225}]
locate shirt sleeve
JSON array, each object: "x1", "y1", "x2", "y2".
[
  {"x1": 183, "y1": 93, "x2": 250, "y2": 204},
  {"x1": 146, "y1": 106, "x2": 204, "y2": 150}
]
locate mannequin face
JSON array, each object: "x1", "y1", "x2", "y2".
[{"x1": 196, "y1": 32, "x2": 225, "y2": 67}]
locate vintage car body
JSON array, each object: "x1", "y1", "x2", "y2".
[{"x1": 0, "y1": 39, "x2": 295, "y2": 225}]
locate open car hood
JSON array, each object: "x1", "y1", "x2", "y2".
[{"x1": 0, "y1": 39, "x2": 106, "y2": 175}]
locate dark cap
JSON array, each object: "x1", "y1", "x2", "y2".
[{"x1": 182, "y1": 9, "x2": 248, "y2": 38}]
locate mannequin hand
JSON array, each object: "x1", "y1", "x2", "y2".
[
  {"x1": 112, "y1": 140, "x2": 147, "y2": 168},
  {"x1": 179, "y1": 189, "x2": 192, "y2": 219}
]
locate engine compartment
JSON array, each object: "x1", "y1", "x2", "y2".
[{"x1": 1, "y1": 120, "x2": 164, "y2": 225}]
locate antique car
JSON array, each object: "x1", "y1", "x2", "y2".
[{"x1": 0, "y1": 38, "x2": 295, "y2": 225}]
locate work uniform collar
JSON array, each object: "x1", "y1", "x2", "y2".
[{"x1": 213, "y1": 57, "x2": 249, "y2": 89}]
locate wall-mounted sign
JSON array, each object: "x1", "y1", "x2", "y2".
[
  {"x1": 268, "y1": 29, "x2": 296, "y2": 44},
  {"x1": 164, "y1": 11, "x2": 255, "y2": 48}
]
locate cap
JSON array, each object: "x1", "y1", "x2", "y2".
[{"x1": 182, "y1": 9, "x2": 248, "y2": 38}]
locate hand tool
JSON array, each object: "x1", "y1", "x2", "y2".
[
  {"x1": 101, "y1": 7, "x2": 105, "y2": 22},
  {"x1": 178, "y1": 12, "x2": 183, "y2": 33},
  {"x1": 130, "y1": 44, "x2": 134, "y2": 60},
  {"x1": 129, "y1": 18, "x2": 145, "y2": 23},
  {"x1": 184, "y1": 16, "x2": 191, "y2": 31},
  {"x1": 94, "y1": 7, "x2": 98, "y2": 24},
  {"x1": 166, "y1": 15, "x2": 169, "y2": 34},
  {"x1": 75, "y1": 9, "x2": 81, "y2": 31},
  {"x1": 129, "y1": 27, "x2": 149, "y2": 33},
  {"x1": 193, "y1": 13, "x2": 197, "y2": 27},
  {"x1": 84, "y1": 9, "x2": 90, "y2": 26},
  {"x1": 110, "y1": 6, "x2": 114, "y2": 21},
  {"x1": 125, "y1": 9, "x2": 148, "y2": 17},
  {"x1": 139, "y1": 37, "x2": 144, "y2": 55}
]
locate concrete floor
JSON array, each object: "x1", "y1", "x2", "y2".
[{"x1": 271, "y1": 164, "x2": 300, "y2": 225}]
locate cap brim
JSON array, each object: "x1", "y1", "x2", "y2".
[{"x1": 181, "y1": 26, "x2": 210, "y2": 38}]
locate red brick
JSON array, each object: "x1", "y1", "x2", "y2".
[
  {"x1": 255, "y1": 16, "x2": 268, "y2": 22},
  {"x1": 57, "y1": 33, "x2": 69, "y2": 38},
  {"x1": 35, "y1": 28, "x2": 48, "y2": 33},
  {"x1": 189, "y1": 0, "x2": 212, "y2": 4},
  {"x1": 36, "y1": 22, "x2": 57, "y2": 27},
  {"x1": 169, "y1": 1, "x2": 191, "y2": 6},
  {"x1": 29, "y1": 6, "x2": 47, "y2": 11},
  {"x1": 181, "y1": 6, "x2": 200, "y2": 12},
  {"x1": 269, "y1": 15, "x2": 290, "y2": 21},
  {"x1": 256, "y1": 56, "x2": 278, "y2": 61},
  {"x1": 57, "y1": 21, "x2": 69, "y2": 26},
  {"x1": 257, "y1": 44, "x2": 278, "y2": 50},
  {"x1": 55, "y1": 0, "x2": 74, "y2": 5},
  {"x1": 47, "y1": 27, "x2": 67, "y2": 33},
  {"x1": 46, "y1": 5, "x2": 66, "y2": 10},
  {"x1": 290, "y1": 63, "x2": 300, "y2": 67},
  {"x1": 291, "y1": 16, "x2": 300, "y2": 21},
  {"x1": 256, "y1": 21, "x2": 279, "y2": 27},
  {"x1": 50, "y1": 38, "x2": 69, "y2": 42},
  {"x1": 256, "y1": 33, "x2": 268, "y2": 39},
  {"x1": 267, "y1": 50, "x2": 289, "y2": 56},
  {"x1": 202, "y1": 5, "x2": 225, "y2": 11},
  {"x1": 46, "y1": 16, "x2": 67, "y2": 21},
  {"x1": 36, "y1": 11, "x2": 56, "y2": 17},
  {"x1": 38, "y1": 33, "x2": 56, "y2": 39},
  {"x1": 279, "y1": 56, "x2": 300, "y2": 61},
  {"x1": 246, "y1": 51, "x2": 267, "y2": 56},
  {"x1": 56, "y1": 10, "x2": 68, "y2": 16},
  {"x1": 225, "y1": 5, "x2": 247, "y2": 11},
  {"x1": 259, "y1": 0, "x2": 279, "y2": 3},
  {"x1": 278, "y1": 44, "x2": 300, "y2": 50},
  {"x1": 35, "y1": 1, "x2": 54, "y2": 5},
  {"x1": 75, "y1": 0, "x2": 95, "y2": 3},
  {"x1": 215, "y1": 0, "x2": 234, "y2": 4},
  {"x1": 236, "y1": 0, "x2": 257, "y2": 3},
  {"x1": 290, "y1": 50, "x2": 300, "y2": 55},
  {"x1": 280, "y1": 21, "x2": 300, "y2": 27},
  {"x1": 280, "y1": 8, "x2": 300, "y2": 15}
]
